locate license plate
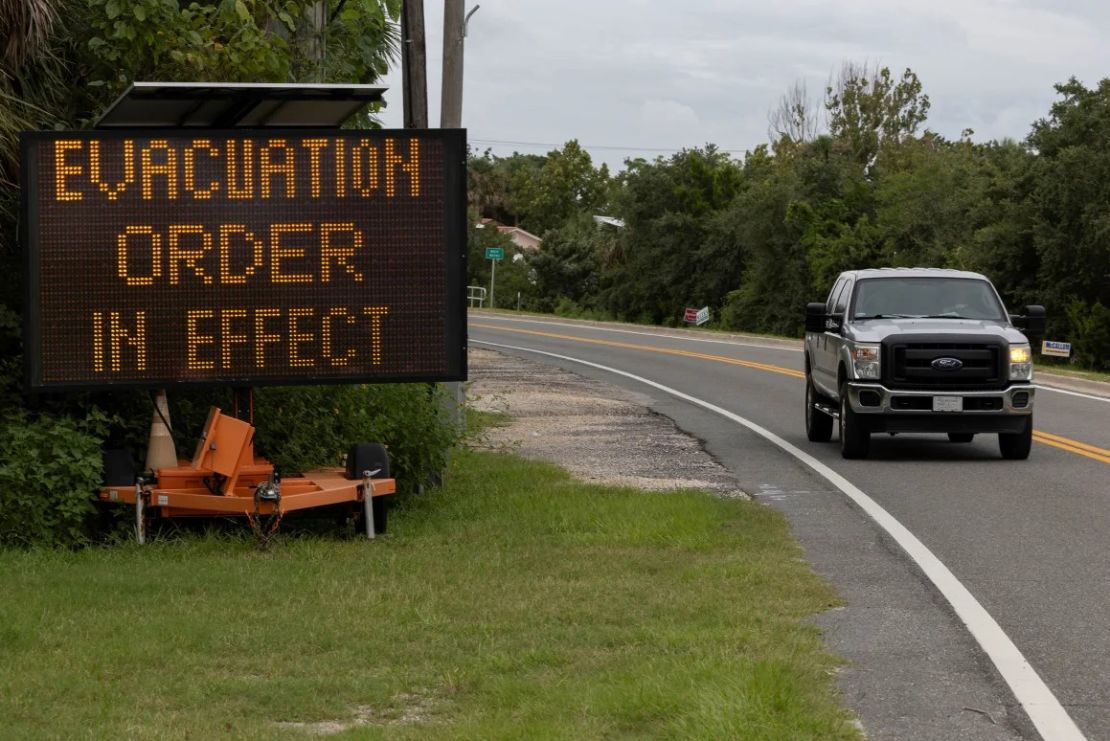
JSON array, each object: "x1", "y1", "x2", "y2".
[{"x1": 932, "y1": 396, "x2": 963, "y2": 412}]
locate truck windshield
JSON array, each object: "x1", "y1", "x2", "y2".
[{"x1": 851, "y1": 278, "x2": 1006, "y2": 322}]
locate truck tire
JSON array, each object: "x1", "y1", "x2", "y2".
[
  {"x1": 948, "y1": 433, "x2": 975, "y2": 443},
  {"x1": 839, "y1": 384, "x2": 870, "y2": 459},
  {"x1": 999, "y1": 418, "x2": 1032, "y2": 460},
  {"x1": 805, "y1": 377, "x2": 833, "y2": 442}
]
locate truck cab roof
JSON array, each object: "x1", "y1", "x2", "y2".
[{"x1": 839, "y1": 267, "x2": 990, "y2": 282}]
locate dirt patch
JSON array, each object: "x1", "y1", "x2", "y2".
[
  {"x1": 467, "y1": 349, "x2": 747, "y2": 498},
  {"x1": 273, "y1": 692, "x2": 438, "y2": 735}
]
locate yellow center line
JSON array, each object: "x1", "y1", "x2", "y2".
[
  {"x1": 1032, "y1": 432, "x2": 1110, "y2": 464},
  {"x1": 472, "y1": 322, "x2": 806, "y2": 379},
  {"x1": 472, "y1": 321, "x2": 1110, "y2": 465}
]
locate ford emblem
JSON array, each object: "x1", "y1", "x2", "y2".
[{"x1": 931, "y1": 357, "x2": 963, "y2": 371}]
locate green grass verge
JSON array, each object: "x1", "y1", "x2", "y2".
[
  {"x1": 1036, "y1": 363, "x2": 1110, "y2": 384},
  {"x1": 0, "y1": 450, "x2": 857, "y2": 739}
]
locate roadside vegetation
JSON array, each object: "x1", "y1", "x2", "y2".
[
  {"x1": 0, "y1": 447, "x2": 858, "y2": 739},
  {"x1": 0, "y1": 1, "x2": 453, "y2": 548},
  {"x1": 2, "y1": 1, "x2": 1105, "y2": 550},
  {"x1": 468, "y1": 66, "x2": 1110, "y2": 374}
]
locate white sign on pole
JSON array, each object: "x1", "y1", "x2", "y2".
[{"x1": 1041, "y1": 340, "x2": 1071, "y2": 358}]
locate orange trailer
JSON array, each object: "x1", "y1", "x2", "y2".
[{"x1": 99, "y1": 407, "x2": 395, "y2": 544}]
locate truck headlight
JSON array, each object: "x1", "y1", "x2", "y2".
[
  {"x1": 1009, "y1": 344, "x2": 1033, "y2": 381},
  {"x1": 851, "y1": 344, "x2": 881, "y2": 380}
]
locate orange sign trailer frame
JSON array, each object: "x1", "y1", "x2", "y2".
[{"x1": 99, "y1": 407, "x2": 395, "y2": 543}]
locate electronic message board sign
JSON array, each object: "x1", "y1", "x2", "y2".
[{"x1": 21, "y1": 129, "x2": 466, "y2": 390}]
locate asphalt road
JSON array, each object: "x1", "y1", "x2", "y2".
[{"x1": 469, "y1": 312, "x2": 1110, "y2": 741}]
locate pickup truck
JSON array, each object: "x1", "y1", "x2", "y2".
[{"x1": 804, "y1": 268, "x2": 1045, "y2": 460}]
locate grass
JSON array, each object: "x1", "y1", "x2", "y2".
[
  {"x1": 1035, "y1": 362, "x2": 1110, "y2": 384},
  {"x1": 0, "y1": 449, "x2": 857, "y2": 739}
]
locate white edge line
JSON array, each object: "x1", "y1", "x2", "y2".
[
  {"x1": 475, "y1": 339, "x2": 1086, "y2": 741},
  {"x1": 1035, "y1": 384, "x2": 1110, "y2": 405},
  {"x1": 473, "y1": 315, "x2": 1110, "y2": 405}
]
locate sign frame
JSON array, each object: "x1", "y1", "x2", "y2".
[{"x1": 21, "y1": 127, "x2": 468, "y2": 392}]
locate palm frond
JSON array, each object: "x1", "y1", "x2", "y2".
[{"x1": 0, "y1": 0, "x2": 62, "y2": 70}]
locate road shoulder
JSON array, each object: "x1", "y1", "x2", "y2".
[{"x1": 470, "y1": 346, "x2": 1033, "y2": 740}]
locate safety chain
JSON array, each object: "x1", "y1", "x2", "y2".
[{"x1": 248, "y1": 479, "x2": 283, "y2": 549}]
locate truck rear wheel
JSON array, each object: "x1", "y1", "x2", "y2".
[
  {"x1": 805, "y1": 377, "x2": 833, "y2": 442},
  {"x1": 999, "y1": 418, "x2": 1032, "y2": 460},
  {"x1": 839, "y1": 385, "x2": 870, "y2": 459}
]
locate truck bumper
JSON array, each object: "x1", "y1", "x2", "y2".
[{"x1": 844, "y1": 382, "x2": 1033, "y2": 434}]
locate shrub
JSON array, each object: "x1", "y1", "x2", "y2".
[
  {"x1": 0, "y1": 409, "x2": 106, "y2": 548},
  {"x1": 252, "y1": 384, "x2": 459, "y2": 495},
  {"x1": 1067, "y1": 301, "x2": 1110, "y2": 371},
  {"x1": 0, "y1": 374, "x2": 458, "y2": 547}
]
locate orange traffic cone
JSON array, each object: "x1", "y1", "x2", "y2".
[{"x1": 145, "y1": 389, "x2": 178, "y2": 472}]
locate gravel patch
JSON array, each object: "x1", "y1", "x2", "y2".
[{"x1": 467, "y1": 349, "x2": 748, "y2": 498}]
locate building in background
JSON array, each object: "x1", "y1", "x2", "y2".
[{"x1": 477, "y1": 218, "x2": 542, "y2": 252}]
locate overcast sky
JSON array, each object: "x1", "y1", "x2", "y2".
[{"x1": 379, "y1": 0, "x2": 1110, "y2": 171}]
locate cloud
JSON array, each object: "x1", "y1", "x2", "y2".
[
  {"x1": 379, "y1": 0, "x2": 1110, "y2": 169},
  {"x1": 638, "y1": 99, "x2": 702, "y2": 139}
]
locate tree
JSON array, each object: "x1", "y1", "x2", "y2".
[
  {"x1": 467, "y1": 148, "x2": 544, "y2": 225},
  {"x1": 768, "y1": 79, "x2": 822, "y2": 150},
  {"x1": 514, "y1": 140, "x2": 610, "y2": 236},
  {"x1": 0, "y1": 1, "x2": 441, "y2": 547},
  {"x1": 0, "y1": 0, "x2": 67, "y2": 229},
  {"x1": 528, "y1": 213, "x2": 601, "y2": 311},
  {"x1": 601, "y1": 146, "x2": 743, "y2": 324},
  {"x1": 719, "y1": 143, "x2": 825, "y2": 335},
  {"x1": 79, "y1": 0, "x2": 400, "y2": 122},
  {"x1": 1027, "y1": 79, "x2": 1110, "y2": 313},
  {"x1": 944, "y1": 139, "x2": 1038, "y2": 309},
  {"x1": 825, "y1": 62, "x2": 931, "y2": 170}
]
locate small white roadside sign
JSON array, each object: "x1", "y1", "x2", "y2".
[{"x1": 1042, "y1": 340, "x2": 1071, "y2": 358}]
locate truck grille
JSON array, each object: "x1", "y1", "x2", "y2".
[{"x1": 883, "y1": 337, "x2": 1006, "y2": 390}]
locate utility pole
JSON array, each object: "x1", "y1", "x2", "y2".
[
  {"x1": 402, "y1": 0, "x2": 463, "y2": 459},
  {"x1": 439, "y1": 0, "x2": 478, "y2": 439},
  {"x1": 308, "y1": 1, "x2": 326, "y2": 82},
  {"x1": 401, "y1": 0, "x2": 428, "y2": 128},
  {"x1": 441, "y1": 2, "x2": 479, "y2": 128}
]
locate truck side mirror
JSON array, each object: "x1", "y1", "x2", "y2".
[
  {"x1": 806, "y1": 302, "x2": 840, "y2": 333},
  {"x1": 1010, "y1": 305, "x2": 1046, "y2": 337}
]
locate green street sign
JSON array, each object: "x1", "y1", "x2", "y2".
[{"x1": 485, "y1": 247, "x2": 504, "y2": 260}]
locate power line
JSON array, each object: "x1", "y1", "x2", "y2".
[{"x1": 469, "y1": 138, "x2": 747, "y2": 155}]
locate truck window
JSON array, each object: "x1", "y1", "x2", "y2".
[
  {"x1": 833, "y1": 280, "x2": 853, "y2": 314},
  {"x1": 851, "y1": 277, "x2": 1006, "y2": 321},
  {"x1": 826, "y1": 279, "x2": 846, "y2": 313}
]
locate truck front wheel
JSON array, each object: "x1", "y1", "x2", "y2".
[
  {"x1": 999, "y1": 418, "x2": 1033, "y2": 460},
  {"x1": 839, "y1": 385, "x2": 870, "y2": 459}
]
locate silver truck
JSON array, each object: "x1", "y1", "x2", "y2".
[{"x1": 804, "y1": 268, "x2": 1045, "y2": 459}]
